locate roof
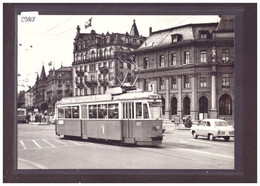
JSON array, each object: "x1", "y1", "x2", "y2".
[
  {"x1": 216, "y1": 15, "x2": 234, "y2": 31},
  {"x1": 135, "y1": 23, "x2": 218, "y2": 52},
  {"x1": 56, "y1": 66, "x2": 72, "y2": 72},
  {"x1": 130, "y1": 20, "x2": 139, "y2": 37}
]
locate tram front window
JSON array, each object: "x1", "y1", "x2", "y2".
[{"x1": 149, "y1": 102, "x2": 162, "y2": 119}]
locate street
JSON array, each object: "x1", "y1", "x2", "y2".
[{"x1": 17, "y1": 123, "x2": 234, "y2": 169}]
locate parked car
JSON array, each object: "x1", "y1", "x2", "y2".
[{"x1": 191, "y1": 119, "x2": 234, "y2": 141}]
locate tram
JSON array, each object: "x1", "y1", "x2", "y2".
[
  {"x1": 54, "y1": 85, "x2": 163, "y2": 146},
  {"x1": 17, "y1": 108, "x2": 27, "y2": 123}
]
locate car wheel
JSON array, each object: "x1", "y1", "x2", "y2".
[
  {"x1": 192, "y1": 131, "x2": 198, "y2": 139},
  {"x1": 224, "y1": 136, "x2": 230, "y2": 141},
  {"x1": 209, "y1": 134, "x2": 215, "y2": 141}
]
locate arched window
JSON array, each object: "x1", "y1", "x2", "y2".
[
  {"x1": 219, "y1": 94, "x2": 232, "y2": 115},
  {"x1": 104, "y1": 49, "x2": 108, "y2": 59},
  {"x1": 183, "y1": 96, "x2": 190, "y2": 115},
  {"x1": 199, "y1": 96, "x2": 208, "y2": 113},
  {"x1": 99, "y1": 49, "x2": 103, "y2": 59},
  {"x1": 109, "y1": 48, "x2": 114, "y2": 58},
  {"x1": 91, "y1": 51, "x2": 95, "y2": 60},
  {"x1": 81, "y1": 53, "x2": 84, "y2": 62},
  {"x1": 171, "y1": 97, "x2": 177, "y2": 115},
  {"x1": 161, "y1": 97, "x2": 165, "y2": 115}
]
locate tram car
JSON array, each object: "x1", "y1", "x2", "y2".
[
  {"x1": 54, "y1": 86, "x2": 163, "y2": 146},
  {"x1": 17, "y1": 108, "x2": 27, "y2": 123}
]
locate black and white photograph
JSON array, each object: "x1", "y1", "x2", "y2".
[{"x1": 3, "y1": 3, "x2": 257, "y2": 183}]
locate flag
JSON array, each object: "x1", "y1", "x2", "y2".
[
  {"x1": 85, "y1": 18, "x2": 92, "y2": 29},
  {"x1": 48, "y1": 61, "x2": 52, "y2": 66}
]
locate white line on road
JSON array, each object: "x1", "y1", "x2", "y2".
[
  {"x1": 42, "y1": 139, "x2": 55, "y2": 147},
  {"x1": 18, "y1": 158, "x2": 47, "y2": 169},
  {"x1": 32, "y1": 140, "x2": 42, "y2": 148},
  {"x1": 54, "y1": 139, "x2": 68, "y2": 145},
  {"x1": 173, "y1": 146, "x2": 234, "y2": 159},
  {"x1": 19, "y1": 140, "x2": 27, "y2": 150}
]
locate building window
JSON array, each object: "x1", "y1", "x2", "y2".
[
  {"x1": 171, "y1": 97, "x2": 177, "y2": 115},
  {"x1": 222, "y1": 74, "x2": 230, "y2": 87},
  {"x1": 109, "y1": 48, "x2": 113, "y2": 57},
  {"x1": 222, "y1": 49, "x2": 230, "y2": 63},
  {"x1": 171, "y1": 53, "x2": 177, "y2": 66},
  {"x1": 143, "y1": 57, "x2": 149, "y2": 69},
  {"x1": 159, "y1": 77, "x2": 165, "y2": 90},
  {"x1": 171, "y1": 34, "x2": 182, "y2": 43},
  {"x1": 125, "y1": 37, "x2": 129, "y2": 44},
  {"x1": 199, "y1": 30, "x2": 209, "y2": 39},
  {"x1": 84, "y1": 65, "x2": 88, "y2": 72},
  {"x1": 91, "y1": 51, "x2": 95, "y2": 60},
  {"x1": 159, "y1": 55, "x2": 165, "y2": 67},
  {"x1": 171, "y1": 76, "x2": 177, "y2": 89},
  {"x1": 200, "y1": 76, "x2": 207, "y2": 87},
  {"x1": 199, "y1": 96, "x2": 208, "y2": 113},
  {"x1": 82, "y1": 42, "x2": 85, "y2": 49},
  {"x1": 143, "y1": 79, "x2": 148, "y2": 91},
  {"x1": 99, "y1": 50, "x2": 103, "y2": 59},
  {"x1": 219, "y1": 94, "x2": 232, "y2": 115},
  {"x1": 184, "y1": 51, "x2": 189, "y2": 64},
  {"x1": 89, "y1": 64, "x2": 96, "y2": 72},
  {"x1": 200, "y1": 50, "x2": 207, "y2": 63},
  {"x1": 183, "y1": 97, "x2": 190, "y2": 115},
  {"x1": 104, "y1": 49, "x2": 108, "y2": 59},
  {"x1": 78, "y1": 43, "x2": 81, "y2": 50},
  {"x1": 184, "y1": 75, "x2": 190, "y2": 88}
]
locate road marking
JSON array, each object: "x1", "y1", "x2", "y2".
[
  {"x1": 42, "y1": 139, "x2": 55, "y2": 147},
  {"x1": 19, "y1": 140, "x2": 27, "y2": 149},
  {"x1": 32, "y1": 140, "x2": 42, "y2": 148},
  {"x1": 67, "y1": 140, "x2": 81, "y2": 146},
  {"x1": 54, "y1": 139, "x2": 68, "y2": 145},
  {"x1": 18, "y1": 158, "x2": 47, "y2": 169},
  {"x1": 174, "y1": 146, "x2": 234, "y2": 159}
]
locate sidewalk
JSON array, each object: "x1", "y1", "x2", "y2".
[{"x1": 28, "y1": 121, "x2": 48, "y2": 125}]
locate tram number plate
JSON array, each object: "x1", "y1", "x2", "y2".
[
  {"x1": 136, "y1": 122, "x2": 142, "y2": 127},
  {"x1": 58, "y1": 120, "x2": 64, "y2": 125}
]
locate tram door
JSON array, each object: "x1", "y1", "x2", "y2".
[{"x1": 122, "y1": 102, "x2": 135, "y2": 143}]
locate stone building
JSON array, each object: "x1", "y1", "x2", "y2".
[
  {"x1": 133, "y1": 15, "x2": 234, "y2": 121},
  {"x1": 34, "y1": 65, "x2": 73, "y2": 113},
  {"x1": 72, "y1": 20, "x2": 146, "y2": 96}
]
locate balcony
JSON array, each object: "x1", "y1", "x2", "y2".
[
  {"x1": 76, "y1": 70, "x2": 85, "y2": 76},
  {"x1": 85, "y1": 80, "x2": 98, "y2": 88}
]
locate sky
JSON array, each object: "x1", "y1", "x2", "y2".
[{"x1": 17, "y1": 15, "x2": 220, "y2": 92}]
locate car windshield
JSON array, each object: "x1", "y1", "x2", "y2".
[{"x1": 214, "y1": 121, "x2": 227, "y2": 127}]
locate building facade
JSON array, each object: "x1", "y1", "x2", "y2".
[
  {"x1": 72, "y1": 20, "x2": 146, "y2": 96},
  {"x1": 133, "y1": 16, "x2": 235, "y2": 122},
  {"x1": 33, "y1": 65, "x2": 73, "y2": 113}
]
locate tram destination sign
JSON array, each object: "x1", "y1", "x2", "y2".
[{"x1": 58, "y1": 94, "x2": 112, "y2": 104}]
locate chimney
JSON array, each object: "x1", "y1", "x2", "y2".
[{"x1": 149, "y1": 27, "x2": 152, "y2": 36}]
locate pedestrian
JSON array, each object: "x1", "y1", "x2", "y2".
[{"x1": 185, "y1": 116, "x2": 192, "y2": 128}]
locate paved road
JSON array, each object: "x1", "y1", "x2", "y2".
[{"x1": 17, "y1": 123, "x2": 234, "y2": 169}]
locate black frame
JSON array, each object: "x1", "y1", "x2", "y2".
[{"x1": 3, "y1": 3, "x2": 257, "y2": 183}]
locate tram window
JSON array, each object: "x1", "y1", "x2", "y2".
[
  {"x1": 58, "y1": 107, "x2": 65, "y2": 118},
  {"x1": 89, "y1": 105, "x2": 97, "y2": 119},
  {"x1": 82, "y1": 105, "x2": 88, "y2": 118},
  {"x1": 149, "y1": 102, "x2": 162, "y2": 119},
  {"x1": 72, "y1": 106, "x2": 79, "y2": 118},
  {"x1": 143, "y1": 103, "x2": 149, "y2": 119},
  {"x1": 108, "y1": 103, "x2": 118, "y2": 119},
  {"x1": 136, "y1": 102, "x2": 142, "y2": 119},
  {"x1": 98, "y1": 104, "x2": 108, "y2": 119},
  {"x1": 65, "y1": 106, "x2": 72, "y2": 118}
]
